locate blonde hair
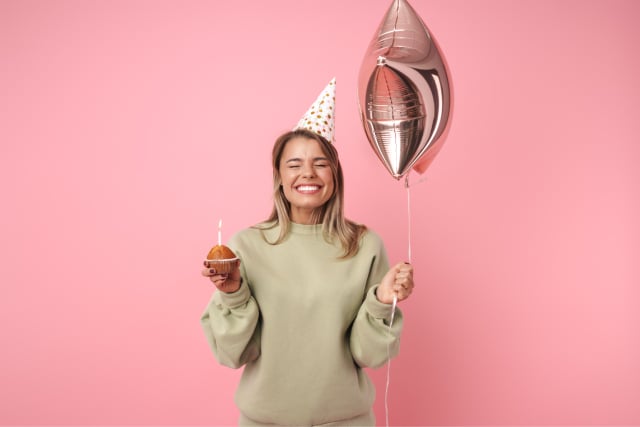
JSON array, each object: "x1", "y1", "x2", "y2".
[{"x1": 256, "y1": 129, "x2": 366, "y2": 258}]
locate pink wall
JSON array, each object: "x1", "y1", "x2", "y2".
[{"x1": 1, "y1": 0, "x2": 639, "y2": 425}]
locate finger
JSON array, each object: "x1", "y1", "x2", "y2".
[
  {"x1": 396, "y1": 271, "x2": 413, "y2": 283},
  {"x1": 201, "y1": 268, "x2": 217, "y2": 276},
  {"x1": 203, "y1": 271, "x2": 231, "y2": 283},
  {"x1": 396, "y1": 280, "x2": 414, "y2": 293},
  {"x1": 202, "y1": 268, "x2": 228, "y2": 277},
  {"x1": 395, "y1": 264, "x2": 413, "y2": 275},
  {"x1": 394, "y1": 274, "x2": 410, "y2": 284},
  {"x1": 397, "y1": 268, "x2": 413, "y2": 280},
  {"x1": 395, "y1": 275, "x2": 412, "y2": 288},
  {"x1": 396, "y1": 286, "x2": 413, "y2": 301},
  {"x1": 394, "y1": 267, "x2": 412, "y2": 279},
  {"x1": 211, "y1": 276, "x2": 228, "y2": 287},
  {"x1": 215, "y1": 276, "x2": 241, "y2": 293},
  {"x1": 395, "y1": 261, "x2": 413, "y2": 270}
]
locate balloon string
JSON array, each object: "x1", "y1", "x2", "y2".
[
  {"x1": 405, "y1": 173, "x2": 428, "y2": 263},
  {"x1": 385, "y1": 174, "x2": 423, "y2": 426},
  {"x1": 405, "y1": 175, "x2": 412, "y2": 264},
  {"x1": 384, "y1": 174, "x2": 416, "y2": 427}
]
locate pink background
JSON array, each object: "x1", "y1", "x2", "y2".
[{"x1": 1, "y1": 0, "x2": 639, "y2": 425}]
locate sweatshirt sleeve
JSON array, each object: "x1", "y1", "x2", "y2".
[
  {"x1": 350, "y1": 285, "x2": 403, "y2": 368},
  {"x1": 200, "y1": 279, "x2": 261, "y2": 369},
  {"x1": 349, "y1": 233, "x2": 403, "y2": 369}
]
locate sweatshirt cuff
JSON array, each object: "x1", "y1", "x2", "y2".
[
  {"x1": 365, "y1": 285, "x2": 396, "y2": 321},
  {"x1": 216, "y1": 279, "x2": 251, "y2": 308}
]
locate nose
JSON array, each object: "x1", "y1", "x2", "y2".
[{"x1": 301, "y1": 163, "x2": 316, "y2": 178}]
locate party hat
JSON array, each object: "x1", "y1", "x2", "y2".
[{"x1": 294, "y1": 78, "x2": 336, "y2": 142}]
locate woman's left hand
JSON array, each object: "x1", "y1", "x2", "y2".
[{"x1": 376, "y1": 262, "x2": 414, "y2": 304}]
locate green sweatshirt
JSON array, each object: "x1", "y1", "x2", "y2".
[{"x1": 201, "y1": 222, "x2": 403, "y2": 425}]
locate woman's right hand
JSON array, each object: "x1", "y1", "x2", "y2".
[
  {"x1": 376, "y1": 262, "x2": 414, "y2": 304},
  {"x1": 201, "y1": 260, "x2": 242, "y2": 293}
]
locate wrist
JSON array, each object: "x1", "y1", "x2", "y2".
[
  {"x1": 375, "y1": 284, "x2": 394, "y2": 305},
  {"x1": 223, "y1": 277, "x2": 242, "y2": 294}
]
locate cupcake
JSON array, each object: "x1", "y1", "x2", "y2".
[{"x1": 203, "y1": 244, "x2": 238, "y2": 274}]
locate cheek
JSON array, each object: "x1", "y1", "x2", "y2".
[
  {"x1": 280, "y1": 177, "x2": 295, "y2": 199},
  {"x1": 323, "y1": 173, "x2": 336, "y2": 195},
  {"x1": 281, "y1": 188, "x2": 292, "y2": 203},
  {"x1": 324, "y1": 170, "x2": 335, "y2": 185},
  {"x1": 279, "y1": 170, "x2": 292, "y2": 186}
]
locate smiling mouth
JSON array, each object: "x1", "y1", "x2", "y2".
[{"x1": 295, "y1": 185, "x2": 321, "y2": 194}]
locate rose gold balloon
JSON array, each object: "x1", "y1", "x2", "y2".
[{"x1": 358, "y1": 0, "x2": 453, "y2": 179}]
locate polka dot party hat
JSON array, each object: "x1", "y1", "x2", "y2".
[{"x1": 294, "y1": 78, "x2": 336, "y2": 143}]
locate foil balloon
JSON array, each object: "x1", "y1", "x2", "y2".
[{"x1": 358, "y1": 0, "x2": 453, "y2": 180}]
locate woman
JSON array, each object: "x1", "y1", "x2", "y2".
[{"x1": 201, "y1": 83, "x2": 414, "y2": 426}]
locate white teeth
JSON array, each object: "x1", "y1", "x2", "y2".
[{"x1": 297, "y1": 185, "x2": 320, "y2": 192}]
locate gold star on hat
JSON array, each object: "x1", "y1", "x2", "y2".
[{"x1": 294, "y1": 78, "x2": 336, "y2": 142}]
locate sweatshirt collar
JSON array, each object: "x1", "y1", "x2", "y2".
[{"x1": 289, "y1": 222, "x2": 323, "y2": 235}]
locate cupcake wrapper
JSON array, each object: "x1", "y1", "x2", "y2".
[{"x1": 203, "y1": 258, "x2": 239, "y2": 273}]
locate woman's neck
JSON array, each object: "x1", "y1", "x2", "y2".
[{"x1": 290, "y1": 208, "x2": 323, "y2": 225}]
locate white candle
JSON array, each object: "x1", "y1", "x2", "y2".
[{"x1": 218, "y1": 219, "x2": 222, "y2": 246}]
